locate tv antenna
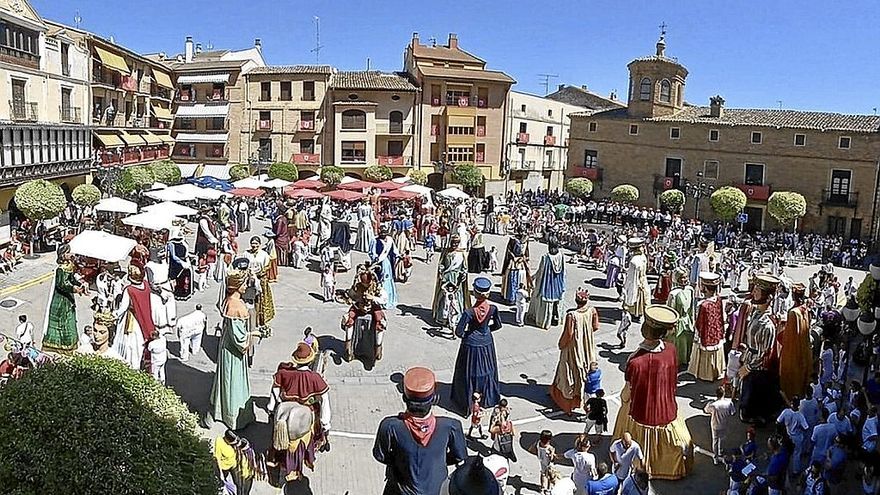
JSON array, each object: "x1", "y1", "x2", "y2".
[
  {"x1": 310, "y1": 16, "x2": 324, "y2": 63},
  {"x1": 73, "y1": 10, "x2": 82, "y2": 29},
  {"x1": 538, "y1": 73, "x2": 558, "y2": 95}
]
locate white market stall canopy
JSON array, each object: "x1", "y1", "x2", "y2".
[
  {"x1": 393, "y1": 176, "x2": 412, "y2": 184},
  {"x1": 233, "y1": 177, "x2": 265, "y2": 189},
  {"x1": 144, "y1": 188, "x2": 195, "y2": 202},
  {"x1": 437, "y1": 187, "x2": 471, "y2": 200},
  {"x1": 176, "y1": 73, "x2": 230, "y2": 84},
  {"x1": 122, "y1": 212, "x2": 182, "y2": 231},
  {"x1": 69, "y1": 230, "x2": 137, "y2": 262},
  {"x1": 94, "y1": 197, "x2": 138, "y2": 214},
  {"x1": 263, "y1": 178, "x2": 292, "y2": 188},
  {"x1": 201, "y1": 165, "x2": 231, "y2": 180},
  {"x1": 400, "y1": 184, "x2": 433, "y2": 197},
  {"x1": 169, "y1": 183, "x2": 229, "y2": 200},
  {"x1": 191, "y1": 187, "x2": 229, "y2": 200},
  {"x1": 142, "y1": 201, "x2": 197, "y2": 217},
  {"x1": 178, "y1": 163, "x2": 201, "y2": 178},
  {"x1": 339, "y1": 176, "x2": 359, "y2": 184}
]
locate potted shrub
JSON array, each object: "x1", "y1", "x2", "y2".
[
  {"x1": 767, "y1": 191, "x2": 806, "y2": 231},
  {"x1": 71, "y1": 183, "x2": 101, "y2": 207},
  {"x1": 408, "y1": 169, "x2": 428, "y2": 186},
  {"x1": 320, "y1": 165, "x2": 345, "y2": 187},
  {"x1": 268, "y1": 161, "x2": 299, "y2": 182},
  {"x1": 709, "y1": 186, "x2": 747, "y2": 222},
  {"x1": 451, "y1": 164, "x2": 484, "y2": 193},
  {"x1": 364, "y1": 165, "x2": 393, "y2": 182},
  {"x1": 659, "y1": 188, "x2": 685, "y2": 214},
  {"x1": 229, "y1": 164, "x2": 251, "y2": 181},
  {"x1": 565, "y1": 178, "x2": 593, "y2": 199},
  {"x1": 610, "y1": 184, "x2": 639, "y2": 203},
  {"x1": 147, "y1": 159, "x2": 182, "y2": 185}
]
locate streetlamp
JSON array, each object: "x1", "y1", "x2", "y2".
[{"x1": 684, "y1": 171, "x2": 715, "y2": 220}]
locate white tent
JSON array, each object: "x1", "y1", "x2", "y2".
[
  {"x1": 122, "y1": 211, "x2": 181, "y2": 231},
  {"x1": 69, "y1": 230, "x2": 137, "y2": 262},
  {"x1": 262, "y1": 178, "x2": 291, "y2": 188},
  {"x1": 437, "y1": 187, "x2": 471, "y2": 200},
  {"x1": 393, "y1": 176, "x2": 412, "y2": 184},
  {"x1": 400, "y1": 184, "x2": 433, "y2": 196},
  {"x1": 142, "y1": 201, "x2": 197, "y2": 217},
  {"x1": 144, "y1": 188, "x2": 191, "y2": 202},
  {"x1": 233, "y1": 177, "x2": 265, "y2": 189},
  {"x1": 147, "y1": 182, "x2": 168, "y2": 190},
  {"x1": 94, "y1": 197, "x2": 138, "y2": 214},
  {"x1": 169, "y1": 183, "x2": 228, "y2": 200},
  {"x1": 340, "y1": 176, "x2": 359, "y2": 184},
  {"x1": 192, "y1": 187, "x2": 229, "y2": 200}
]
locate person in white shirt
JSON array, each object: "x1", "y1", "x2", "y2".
[
  {"x1": 147, "y1": 330, "x2": 168, "y2": 385},
  {"x1": 514, "y1": 283, "x2": 529, "y2": 327},
  {"x1": 828, "y1": 405, "x2": 852, "y2": 437},
  {"x1": 609, "y1": 433, "x2": 644, "y2": 483},
  {"x1": 76, "y1": 324, "x2": 94, "y2": 354},
  {"x1": 862, "y1": 407, "x2": 878, "y2": 453},
  {"x1": 810, "y1": 409, "x2": 837, "y2": 464},
  {"x1": 704, "y1": 387, "x2": 736, "y2": 463},
  {"x1": 777, "y1": 397, "x2": 810, "y2": 474},
  {"x1": 14, "y1": 314, "x2": 33, "y2": 346},
  {"x1": 175, "y1": 304, "x2": 207, "y2": 362},
  {"x1": 563, "y1": 434, "x2": 597, "y2": 494}
]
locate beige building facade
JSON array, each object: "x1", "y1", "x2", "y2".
[
  {"x1": 404, "y1": 33, "x2": 514, "y2": 193},
  {"x1": 568, "y1": 36, "x2": 880, "y2": 241}
]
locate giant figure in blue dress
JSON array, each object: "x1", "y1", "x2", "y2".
[
  {"x1": 451, "y1": 277, "x2": 502, "y2": 415},
  {"x1": 370, "y1": 224, "x2": 399, "y2": 309}
]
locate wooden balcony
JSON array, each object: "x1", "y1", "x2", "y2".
[
  {"x1": 255, "y1": 119, "x2": 273, "y2": 131},
  {"x1": 735, "y1": 183, "x2": 771, "y2": 201},
  {"x1": 515, "y1": 132, "x2": 529, "y2": 144},
  {"x1": 0, "y1": 44, "x2": 39, "y2": 69},
  {"x1": 292, "y1": 153, "x2": 320, "y2": 165},
  {"x1": 574, "y1": 166, "x2": 602, "y2": 181},
  {"x1": 544, "y1": 135, "x2": 557, "y2": 146}
]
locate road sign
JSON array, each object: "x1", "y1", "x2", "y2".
[{"x1": 736, "y1": 213, "x2": 749, "y2": 224}]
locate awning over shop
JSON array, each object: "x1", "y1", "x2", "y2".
[
  {"x1": 447, "y1": 115, "x2": 475, "y2": 127},
  {"x1": 154, "y1": 132, "x2": 175, "y2": 144},
  {"x1": 178, "y1": 163, "x2": 201, "y2": 178},
  {"x1": 118, "y1": 131, "x2": 146, "y2": 146},
  {"x1": 201, "y1": 164, "x2": 232, "y2": 180},
  {"x1": 177, "y1": 73, "x2": 230, "y2": 84},
  {"x1": 94, "y1": 46, "x2": 130, "y2": 74},
  {"x1": 137, "y1": 132, "x2": 163, "y2": 145},
  {"x1": 174, "y1": 104, "x2": 229, "y2": 118},
  {"x1": 152, "y1": 70, "x2": 174, "y2": 89},
  {"x1": 94, "y1": 131, "x2": 124, "y2": 147},
  {"x1": 174, "y1": 132, "x2": 228, "y2": 144},
  {"x1": 151, "y1": 103, "x2": 173, "y2": 121}
]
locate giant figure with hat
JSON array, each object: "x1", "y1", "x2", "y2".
[
  {"x1": 451, "y1": 277, "x2": 502, "y2": 415},
  {"x1": 209, "y1": 267, "x2": 257, "y2": 430},
  {"x1": 549, "y1": 287, "x2": 599, "y2": 414},
  {"x1": 41, "y1": 244, "x2": 86, "y2": 354},
  {"x1": 341, "y1": 263, "x2": 388, "y2": 362},
  {"x1": 112, "y1": 264, "x2": 154, "y2": 370},
  {"x1": 527, "y1": 240, "x2": 566, "y2": 329},
  {"x1": 737, "y1": 274, "x2": 784, "y2": 424},
  {"x1": 268, "y1": 342, "x2": 331, "y2": 482},
  {"x1": 373, "y1": 366, "x2": 467, "y2": 495},
  {"x1": 687, "y1": 272, "x2": 727, "y2": 381},
  {"x1": 778, "y1": 283, "x2": 812, "y2": 402},
  {"x1": 622, "y1": 238, "x2": 650, "y2": 320},
  {"x1": 613, "y1": 304, "x2": 693, "y2": 480},
  {"x1": 432, "y1": 233, "x2": 471, "y2": 327},
  {"x1": 500, "y1": 230, "x2": 530, "y2": 304}
]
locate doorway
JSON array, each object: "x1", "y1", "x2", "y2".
[
  {"x1": 743, "y1": 206, "x2": 763, "y2": 232},
  {"x1": 665, "y1": 157, "x2": 682, "y2": 188}
]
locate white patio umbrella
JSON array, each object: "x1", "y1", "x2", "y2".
[
  {"x1": 262, "y1": 178, "x2": 292, "y2": 188},
  {"x1": 122, "y1": 211, "x2": 182, "y2": 231},
  {"x1": 392, "y1": 176, "x2": 412, "y2": 184},
  {"x1": 233, "y1": 177, "x2": 266, "y2": 189},
  {"x1": 169, "y1": 183, "x2": 226, "y2": 201},
  {"x1": 142, "y1": 201, "x2": 197, "y2": 217},
  {"x1": 69, "y1": 230, "x2": 137, "y2": 262},
  {"x1": 192, "y1": 187, "x2": 230, "y2": 200},
  {"x1": 94, "y1": 197, "x2": 139, "y2": 214},
  {"x1": 437, "y1": 187, "x2": 471, "y2": 200},
  {"x1": 400, "y1": 184, "x2": 433, "y2": 196},
  {"x1": 339, "y1": 176, "x2": 359, "y2": 184}
]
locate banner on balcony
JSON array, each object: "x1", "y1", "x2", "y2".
[{"x1": 121, "y1": 75, "x2": 138, "y2": 92}]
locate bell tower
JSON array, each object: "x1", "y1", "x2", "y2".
[{"x1": 626, "y1": 24, "x2": 688, "y2": 118}]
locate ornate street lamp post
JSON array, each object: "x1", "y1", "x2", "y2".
[{"x1": 684, "y1": 171, "x2": 715, "y2": 220}]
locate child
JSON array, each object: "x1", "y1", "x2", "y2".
[
  {"x1": 147, "y1": 329, "x2": 168, "y2": 385},
  {"x1": 487, "y1": 246, "x2": 499, "y2": 273},
  {"x1": 584, "y1": 389, "x2": 608, "y2": 437},
  {"x1": 514, "y1": 282, "x2": 529, "y2": 326},
  {"x1": 809, "y1": 372, "x2": 822, "y2": 401},
  {"x1": 467, "y1": 392, "x2": 486, "y2": 439},
  {"x1": 206, "y1": 246, "x2": 218, "y2": 283},
  {"x1": 725, "y1": 343, "x2": 746, "y2": 395},
  {"x1": 584, "y1": 361, "x2": 602, "y2": 398},
  {"x1": 424, "y1": 225, "x2": 437, "y2": 263},
  {"x1": 740, "y1": 427, "x2": 757, "y2": 461},
  {"x1": 303, "y1": 326, "x2": 322, "y2": 373},
  {"x1": 531, "y1": 430, "x2": 556, "y2": 495},
  {"x1": 321, "y1": 264, "x2": 336, "y2": 303},
  {"x1": 443, "y1": 283, "x2": 462, "y2": 331},
  {"x1": 490, "y1": 398, "x2": 516, "y2": 461},
  {"x1": 616, "y1": 310, "x2": 632, "y2": 349},
  {"x1": 835, "y1": 346, "x2": 848, "y2": 386},
  {"x1": 195, "y1": 255, "x2": 209, "y2": 292}
]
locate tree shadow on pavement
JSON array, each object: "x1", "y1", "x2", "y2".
[
  {"x1": 597, "y1": 343, "x2": 629, "y2": 373},
  {"x1": 166, "y1": 359, "x2": 215, "y2": 416},
  {"x1": 397, "y1": 303, "x2": 435, "y2": 327},
  {"x1": 201, "y1": 333, "x2": 220, "y2": 364}
]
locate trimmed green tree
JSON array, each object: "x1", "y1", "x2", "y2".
[
  {"x1": 0, "y1": 355, "x2": 218, "y2": 495},
  {"x1": 117, "y1": 165, "x2": 156, "y2": 196},
  {"x1": 408, "y1": 169, "x2": 428, "y2": 186},
  {"x1": 14, "y1": 179, "x2": 67, "y2": 220},
  {"x1": 451, "y1": 163, "x2": 484, "y2": 192},
  {"x1": 659, "y1": 188, "x2": 686, "y2": 213},
  {"x1": 565, "y1": 178, "x2": 594, "y2": 198},
  {"x1": 320, "y1": 165, "x2": 345, "y2": 187},
  {"x1": 229, "y1": 164, "x2": 251, "y2": 181},
  {"x1": 767, "y1": 191, "x2": 807, "y2": 229},
  {"x1": 268, "y1": 162, "x2": 299, "y2": 182},
  {"x1": 148, "y1": 159, "x2": 182, "y2": 185},
  {"x1": 709, "y1": 186, "x2": 747, "y2": 222},
  {"x1": 610, "y1": 184, "x2": 639, "y2": 203},
  {"x1": 72, "y1": 183, "x2": 101, "y2": 207},
  {"x1": 364, "y1": 165, "x2": 393, "y2": 182}
]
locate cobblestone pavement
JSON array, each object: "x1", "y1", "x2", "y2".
[{"x1": 0, "y1": 225, "x2": 867, "y2": 495}]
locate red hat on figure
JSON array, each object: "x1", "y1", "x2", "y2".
[{"x1": 403, "y1": 366, "x2": 436, "y2": 403}]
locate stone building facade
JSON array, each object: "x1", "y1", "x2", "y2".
[{"x1": 568, "y1": 35, "x2": 880, "y2": 240}]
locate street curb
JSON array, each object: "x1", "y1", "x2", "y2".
[{"x1": 0, "y1": 271, "x2": 53, "y2": 297}]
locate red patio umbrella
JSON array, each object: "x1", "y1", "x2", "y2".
[
  {"x1": 292, "y1": 179, "x2": 326, "y2": 189},
  {"x1": 374, "y1": 180, "x2": 403, "y2": 190},
  {"x1": 284, "y1": 188, "x2": 324, "y2": 199},
  {"x1": 229, "y1": 187, "x2": 265, "y2": 197},
  {"x1": 337, "y1": 180, "x2": 377, "y2": 191},
  {"x1": 324, "y1": 189, "x2": 365, "y2": 202},
  {"x1": 379, "y1": 189, "x2": 421, "y2": 200}
]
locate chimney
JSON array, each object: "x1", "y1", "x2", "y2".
[
  {"x1": 411, "y1": 32, "x2": 420, "y2": 47},
  {"x1": 709, "y1": 95, "x2": 725, "y2": 118},
  {"x1": 557, "y1": 84, "x2": 565, "y2": 91},
  {"x1": 581, "y1": 84, "x2": 587, "y2": 91},
  {"x1": 195, "y1": 42, "x2": 202, "y2": 54},
  {"x1": 184, "y1": 36, "x2": 193, "y2": 63},
  {"x1": 254, "y1": 38, "x2": 262, "y2": 51},
  {"x1": 610, "y1": 90, "x2": 617, "y2": 100},
  {"x1": 448, "y1": 33, "x2": 458, "y2": 49},
  {"x1": 158, "y1": 52, "x2": 165, "y2": 61}
]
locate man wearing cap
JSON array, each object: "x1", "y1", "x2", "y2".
[
  {"x1": 613, "y1": 304, "x2": 693, "y2": 480},
  {"x1": 688, "y1": 272, "x2": 727, "y2": 381},
  {"x1": 269, "y1": 342, "x2": 331, "y2": 480},
  {"x1": 738, "y1": 274, "x2": 784, "y2": 425},
  {"x1": 622, "y1": 238, "x2": 650, "y2": 321},
  {"x1": 778, "y1": 282, "x2": 812, "y2": 401},
  {"x1": 374, "y1": 366, "x2": 467, "y2": 495},
  {"x1": 549, "y1": 287, "x2": 599, "y2": 414},
  {"x1": 451, "y1": 277, "x2": 502, "y2": 415}
]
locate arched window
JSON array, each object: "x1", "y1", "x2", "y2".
[
  {"x1": 341, "y1": 109, "x2": 366, "y2": 130},
  {"x1": 389, "y1": 110, "x2": 403, "y2": 134},
  {"x1": 659, "y1": 79, "x2": 671, "y2": 103},
  {"x1": 639, "y1": 77, "x2": 652, "y2": 101}
]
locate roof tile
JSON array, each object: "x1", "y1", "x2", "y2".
[
  {"x1": 330, "y1": 71, "x2": 417, "y2": 91},
  {"x1": 248, "y1": 65, "x2": 334, "y2": 75}
]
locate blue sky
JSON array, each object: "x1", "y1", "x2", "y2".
[{"x1": 33, "y1": 0, "x2": 880, "y2": 115}]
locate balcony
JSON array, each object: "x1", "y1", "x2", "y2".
[
  {"x1": 510, "y1": 160, "x2": 536, "y2": 171},
  {"x1": 544, "y1": 135, "x2": 557, "y2": 146},
  {"x1": 516, "y1": 132, "x2": 530, "y2": 144},
  {"x1": 574, "y1": 166, "x2": 602, "y2": 181},
  {"x1": 444, "y1": 95, "x2": 487, "y2": 108},
  {"x1": 176, "y1": 88, "x2": 229, "y2": 104},
  {"x1": 0, "y1": 44, "x2": 39, "y2": 69},
  {"x1": 430, "y1": 124, "x2": 439, "y2": 136},
  {"x1": 10, "y1": 101, "x2": 38, "y2": 121},
  {"x1": 176, "y1": 90, "x2": 195, "y2": 103},
  {"x1": 735, "y1": 183, "x2": 771, "y2": 201},
  {"x1": 476, "y1": 151, "x2": 485, "y2": 163},
  {"x1": 376, "y1": 155, "x2": 408, "y2": 167},
  {"x1": 292, "y1": 153, "x2": 320, "y2": 165},
  {"x1": 299, "y1": 120, "x2": 316, "y2": 131},
  {"x1": 376, "y1": 122, "x2": 414, "y2": 135},
  {"x1": 255, "y1": 119, "x2": 273, "y2": 131},
  {"x1": 476, "y1": 125, "x2": 486, "y2": 137},
  {"x1": 60, "y1": 106, "x2": 81, "y2": 123},
  {"x1": 821, "y1": 189, "x2": 858, "y2": 208}
]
